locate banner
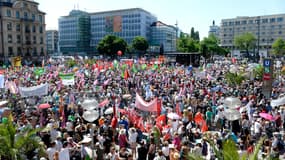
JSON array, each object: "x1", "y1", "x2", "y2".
[
  {"x1": 59, "y1": 73, "x2": 75, "y2": 86},
  {"x1": 19, "y1": 83, "x2": 49, "y2": 97},
  {"x1": 6, "y1": 81, "x2": 18, "y2": 94},
  {"x1": 135, "y1": 93, "x2": 158, "y2": 112},
  {"x1": 0, "y1": 75, "x2": 4, "y2": 88}
]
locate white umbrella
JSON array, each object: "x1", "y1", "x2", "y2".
[
  {"x1": 0, "y1": 101, "x2": 8, "y2": 106},
  {"x1": 223, "y1": 97, "x2": 241, "y2": 109},
  {"x1": 271, "y1": 96, "x2": 285, "y2": 107},
  {"x1": 104, "y1": 107, "x2": 113, "y2": 115},
  {"x1": 224, "y1": 109, "x2": 241, "y2": 121},
  {"x1": 167, "y1": 112, "x2": 180, "y2": 120},
  {"x1": 82, "y1": 99, "x2": 98, "y2": 110},
  {"x1": 83, "y1": 110, "x2": 99, "y2": 122}
]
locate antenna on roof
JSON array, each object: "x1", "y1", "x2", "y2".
[
  {"x1": 77, "y1": 3, "x2": 79, "y2": 10},
  {"x1": 74, "y1": 4, "x2": 76, "y2": 10}
]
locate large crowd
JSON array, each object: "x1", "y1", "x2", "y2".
[{"x1": 0, "y1": 56, "x2": 285, "y2": 160}]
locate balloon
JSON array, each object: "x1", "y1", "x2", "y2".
[
  {"x1": 82, "y1": 110, "x2": 99, "y2": 122},
  {"x1": 117, "y1": 50, "x2": 122, "y2": 56},
  {"x1": 2, "y1": 117, "x2": 7, "y2": 124}
]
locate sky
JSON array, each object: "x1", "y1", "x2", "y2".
[{"x1": 36, "y1": 0, "x2": 285, "y2": 38}]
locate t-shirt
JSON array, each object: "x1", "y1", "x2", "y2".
[
  {"x1": 59, "y1": 148, "x2": 70, "y2": 160},
  {"x1": 46, "y1": 147, "x2": 56, "y2": 160},
  {"x1": 206, "y1": 111, "x2": 213, "y2": 120}
]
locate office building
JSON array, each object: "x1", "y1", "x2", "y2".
[
  {"x1": 46, "y1": 30, "x2": 58, "y2": 55},
  {"x1": 209, "y1": 20, "x2": 220, "y2": 37},
  {"x1": 58, "y1": 10, "x2": 91, "y2": 55},
  {"x1": 220, "y1": 14, "x2": 285, "y2": 57},
  {"x1": 0, "y1": 0, "x2": 46, "y2": 60},
  {"x1": 150, "y1": 21, "x2": 176, "y2": 53},
  {"x1": 90, "y1": 8, "x2": 157, "y2": 48}
]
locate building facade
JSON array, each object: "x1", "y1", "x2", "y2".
[
  {"x1": 58, "y1": 10, "x2": 91, "y2": 55},
  {"x1": 220, "y1": 14, "x2": 285, "y2": 57},
  {"x1": 150, "y1": 21, "x2": 176, "y2": 53},
  {"x1": 46, "y1": 30, "x2": 58, "y2": 55},
  {"x1": 90, "y1": 8, "x2": 157, "y2": 49},
  {"x1": 209, "y1": 20, "x2": 220, "y2": 37},
  {"x1": 0, "y1": 0, "x2": 46, "y2": 60}
]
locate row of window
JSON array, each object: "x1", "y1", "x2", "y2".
[
  {"x1": 6, "y1": 9, "x2": 43, "y2": 22},
  {"x1": 223, "y1": 30, "x2": 283, "y2": 37},
  {"x1": 223, "y1": 17, "x2": 284, "y2": 26},
  {"x1": 6, "y1": 22, "x2": 43, "y2": 33},
  {"x1": 224, "y1": 25, "x2": 283, "y2": 31},
  {"x1": 7, "y1": 34, "x2": 43, "y2": 44},
  {"x1": 222, "y1": 38, "x2": 275, "y2": 44},
  {"x1": 92, "y1": 13, "x2": 142, "y2": 21},
  {"x1": 7, "y1": 47, "x2": 44, "y2": 56}
]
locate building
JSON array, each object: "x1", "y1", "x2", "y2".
[
  {"x1": 209, "y1": 20, "x2": 220, "y2": 37},
  {"x1": 0, "y1": 0, "x2": 46, "y2": 60},
  {"x1": 90, "y1": 8, "x2": 157, "y2": 49},
  {"x1": 150, "y1": 21, "x2": 177, "y2": 53},
  {"x1": 220, "y1": 14, "x2": 285, "y2": 57},
  {"x1": 46, "y1": 30, "x2": 58, "y2": 55},
  {"x1": 58, "y1": 10, "x2": 91, "y2": 55}
]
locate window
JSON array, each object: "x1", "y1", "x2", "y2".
[
  {"x1": 8, "y1": 34, "x2": 12, "y2": 43},
  {"x1": 6, "y1": 9, "x2": 11, "y2": 17},
  {"x1": 7, "y1": 22, "x2": 12, "y2": 31},
  {"x1": 8, "y1": 47, "x2": 13, "y2": 56},
  {"x1": 270, "y1": 18, "x2": 275, "y2": 23},
  {"x1": 262, "y1": 19, "x2": 268, "y2": 23},
  {"x1": 25, "y1": 25, "x2": 30, "y2": 33},
  {"x1": 229, "y1": 22, "x2": 233, "y2": 26},
  {"x1": 279, "y1": 31, "x2": 282, "y2": 35},
  {"x1": 40, "y1": 47, "x2": 44, "y2": 55},
  {"x1": 39, "y1": 15, "x2": 43, "y2": 23},
  {"x1": 39, "y1": 26, "x2": 43, "y2": 33},
  {"x1": 24, "y1": 12, "x2": 28, "y2": 19},
  {"x1": 32, "y1": 14, "x2": 35, "y2": 21},
  {"x1": 17, "y1": 35, "x2": 21, "y2": 44},
  {"x1": 33, "y1": 47, "x2": 37, "y2": 56},
  {"x1": 279, "y1": 25, "x2": 282, "y2": 29},
  {"x1": 248, "y1": 20, "x2": 253, "y2": 24},
  {"x1": 277, "y1": 17, "x2": 283, "y2": 22},
  {"x1": 40, "y1": 37, "x2": 43, "y2": 44},
  {"x1": 32, "y1": 25, "x2": 36, "y2": 32},
  {"x1": 17, "y1": 47, "x2": 21, "y2": 55},
  {"x1": 242, "y1": 20, "x2": 247, "y2": 25},
  {"x1": 33, "y1": 36, "x2": 36, "y2": 44},
  {"x1": 235, "y1": 21, "x2": 240, "y2": 25},
  {"x1": 16, "y1": 11, "x2": 20, "y2": 19},
  {"x1": 16, "y1": 24, "x2": 21, "y2": 31}
]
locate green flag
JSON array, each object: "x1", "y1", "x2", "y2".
[
  {"x1": 34, "y1": 68, "x2": 45, "y2": 76},
  {"x1": 121, "y1": 64, "x2": 127, "y2": 71},
  {"x1": 113, "y1": 60, "x2": 119, "y2": 70},
  {"x1": 59, "y1": 73, "x2": 75, "y2": 86},
  {"x1": 121, "y1": 71, "x2": 125, "y2": 78},
  {"x1": 132, "y1": 64, "x2": 138, "y2": 73},
  {"x1": 152, "y1": 64, "x2": 158, "y2": 70},
  {"x1": 141, "y1": 64, "x2": 147, "y2": 70}
]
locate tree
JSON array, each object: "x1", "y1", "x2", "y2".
[
  {"x1": 234, "y1": 32, "x2": 256, "y2": 57},
  {"x1": 97, "y1": 35, "x2": 127, "y2": 58},
  {"x1": 0, "y1": 116, "x2": 45, "y2": 160},
  {"x1": 225, "y1": 72, "x2": 245, "y2": 86},
  {"x1": 177, "y1": 36, "x2": 199, "y2": 53},
  {"x1": 200, "y1": 34, "x2": 224, "y2": 60},
  {"x1": 132, "y1": 36, "x2": 149, "y2": 53},
  {"x1": 190, "y1": 27, "x2": 200, "y2": 41},
  {"x1": 272, "y1": 38, "x2": 285, "y2": 56}
]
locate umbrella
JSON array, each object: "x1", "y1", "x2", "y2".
[
  {"x1": 223, "y1": 97, "x2": 241, "y2": 109},
  {"x1": 0, "y1": 107, "x2": 11, "y2": 116},
  {"x1": 82, "y1": 99, "x2": 98, "y2": 110},
  {"x1": 38, "y1": 103, "x2": 50, "y2": 109},
  {"x1": 259, "y1": 113, "x2": 275, "y2": 121},
  {"x1": 0, "y1": 101, "x2": 8, "y2": 106},
  {"x1": 167, "y1": 112, "x2": 180, "y2": 120},
  {"x1": 271, "y1": 96, "x2": 285, "y2": 107},
  {"x1": 104, "y1": 107, "x2": 113, "y2": 115},
  {"x1": 224, "y1": 109, "x2": 241, "y2": 121},
  {"x1": 83, "y1": 110, "x2": 99, "y2": 122}
]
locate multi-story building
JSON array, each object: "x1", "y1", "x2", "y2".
[
  {"x1": 58, "y1": 10, "x2": 91, "y2": 55},
  {"x1": 46, "y1": 30, "x2": 58, "y2": 55},
  {"x1": 90, "y1": 8, "x2": 157, "y2": 49},
  {"x1": 0, "y1": 0, "x2": 46, "y2": 60},
  {"x1": 209, "y1": 20, "x2": 220, "y2": 37},
  {"x1": 220, "y1": 14, "x2": 285, "y2": 57},
  {"x1": 150, "y1": 21, "x2": 176, "y2": 53}
]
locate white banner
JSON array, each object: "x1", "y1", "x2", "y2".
[
  {"x1": 19, "y1": 83, "x2": 49, "y2": 97},
  {"x1": 0, "y1": 75, "x2": 4, "y2": 88},
  {"x1": 62, "y1": 79, "x2": 75, "y2": 86}
]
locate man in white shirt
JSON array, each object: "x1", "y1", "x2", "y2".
[
  {"x1": 59, "y1": 142, "x2": 70, "y2": 160},
  {"x1": 46, "y1": 142, "x2": 57, "y2": 160},
  {"x1": 254, "y1": 119, "x2": 262, "y2": 137},
  {"x1": 55, "y1": 136, "x2": 63, "y2": 151}
]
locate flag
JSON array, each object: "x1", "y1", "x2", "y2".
[
  {"x1": 124, "y1": 69, "x2": 129, "y2": 79},
  {"x1": 59, "y1": 73, "x2": 75, "y2": 86},
  {"x1": 34, "y1": 68, "x2": 45, "y2": 76},
  {"x1": 157, "y1": 98, "x2": 162, "y2": 116},
  {"x1": 99, "y1": 99, "x2": 109, "y2": 107},
  {"x1": 156, "y1": 114, "x2": 166, "y2": 130},
  {"x1": 113, "y1": 60, "x2": 119, "y2": 69},
  {"x1": 194, "y1": 112, "x2": 208, "y2": 133},
  {"x1": 141, "y1": 64, "x2": 147, "y2": 70},
  {"x1": 135, "y1": 93, "x2": 158, "y2": 112},
  {"x1": 152, "y1": 64, "x2": 158, "y2": 70},
  {"x1": 176, "y1": 103, "x2": 182, "y2": 117},
  {"x1": 132, "y1": 64, "x2": 138, "y2": 73}
]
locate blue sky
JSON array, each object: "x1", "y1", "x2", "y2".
[{"x1": 36, "y1": 0, "x2": 285, "y2": 38}]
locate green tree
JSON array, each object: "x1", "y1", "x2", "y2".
[
  {"x1": 97, "y1": 35, "x2": 127, "y2": 58},
  {"x1": 66, "y1": 59, "x2": 77, "y2": 68},
  {"x1": 200, "y1": 34, "x2": 224, "y2": 60},
  {"x1": 0, "y1": 116, "x2": 45, "y2": 160},
  {"x1": 132, "y1": 36, "x2": 149, "y2": 53},
  {"x1": 177, "y1": 36, "x2": 199, "y2": 53},
  {"x1": 225, "y1": 72, "x2": 245, "y2": 86},
  {"x1": 234, "y1": 32, "x2": 256, "y2": 57},
  {"x1": 190, "y1": 27, "x2": 200, "y2": 41},
  {"x1": 272, "y1": 38, "x2": 285, "y2": 56}
]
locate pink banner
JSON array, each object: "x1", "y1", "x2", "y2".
[
  {"x1": 135, "y1": 93, "x2": 158, "y2": 112},
  {"x1": 99, "y1": 99, "x2": 109, "y2": 107}
]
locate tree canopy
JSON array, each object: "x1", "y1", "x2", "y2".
[
  {"x1": 199, "y1": 34, "x2": 228, "y2": 59},
  {"x1": 272, "y1": 38, "x2": 285, "y2": 56},
  {"x1": 97, "y1": 35, "x2": 127, "y2": 57},
  {"x1": 190, "y1": 27, "x2": 200, "y2": 41},
  {"x1": 177, "y1": 34, "x2": 199, "y2": 53},
  {"x1": 132, "y1": 36, "x2": 149, "y2": 53},
  {"x1": 234, "y1": 32, "x2": 256, "y2": 56}
]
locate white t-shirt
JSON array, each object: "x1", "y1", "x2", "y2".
[
  {"x1": 254, "y1": 121, "x2": 262, "y2": 134},
  {"x1": 128, "y1": 132, "x2": 138, "y2": 143},
  {"x1": 46, "y1": 147, "x2": 56, "y2": 160},
  {"x1": 55, "y1": 140, "x2": 63, "y2": 151},
  {"x1": 66, "y1": 122, "x2": 73, "y2": 132},
  {"x1": 162, "y1": 146, "x2": 169, "y2": 157},
  {"x1": 59, "y1": 148, "x2": 70, "y2": 160}
]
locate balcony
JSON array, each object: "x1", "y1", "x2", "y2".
[{"x1": 20, "y1": 18, "x2": 34, "y2": 22}]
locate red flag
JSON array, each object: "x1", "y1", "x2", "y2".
[
  {"x1": 194, "y1": 112, "x2": 208, "y2": 133},
  {"x1": 176, "y1": 103, "x2": 182, "y2": 117},
  {"x1": 156, "y1": 115, "x2": 166, "y2": 130},
  {"x1": 124, "y1": 69, "x2": 129, "y2": 79},
  {"x1": 157, "y1": 99, "x2": 162, "y2": 116},
  {"x1": 136, "y1": 116, "x2": 145, "y2": 131}
]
